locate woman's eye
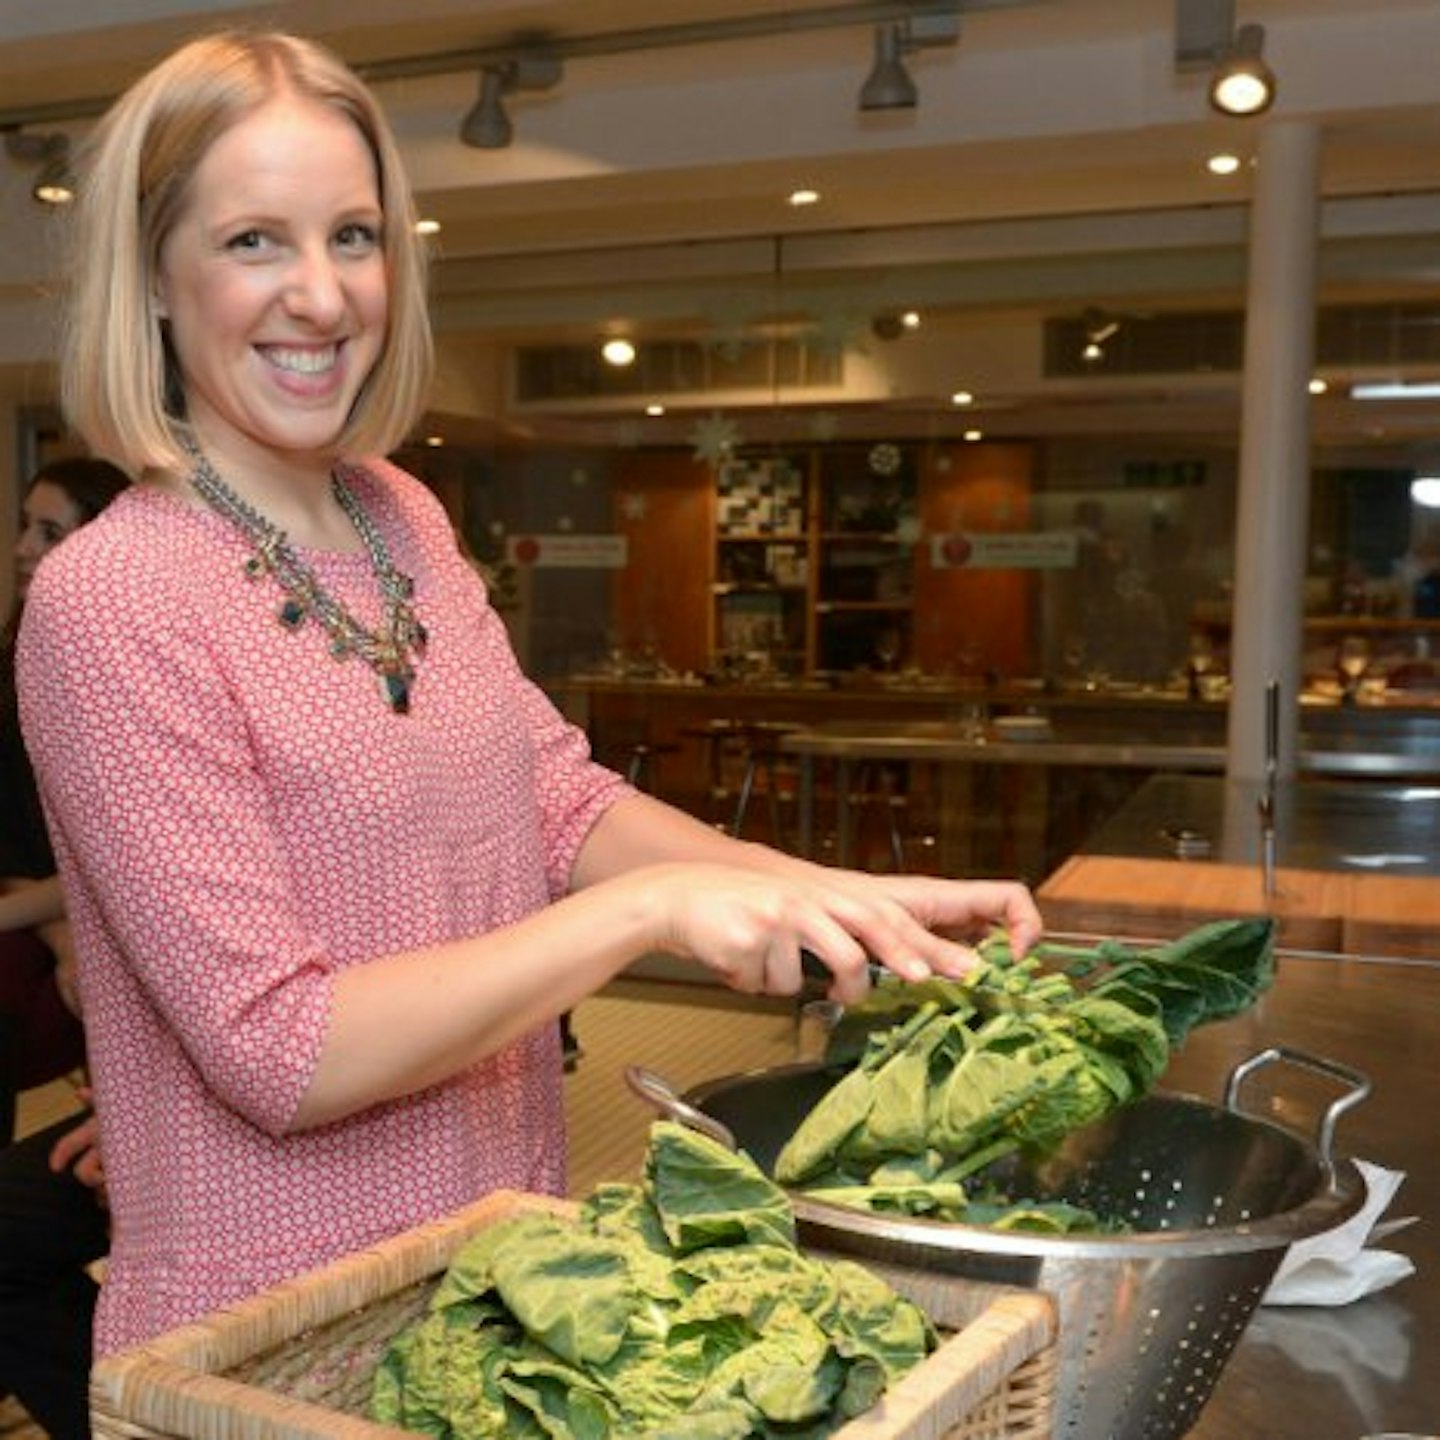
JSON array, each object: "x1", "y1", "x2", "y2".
[
  {"x1": 39, "y1": 523, "x2": 67, "y2": 547},
  {"x1": 225, "y1": 230, "x2": 269, "y2": 254},
  {"x1": 336, "y1": 222, "x2": 380, "y2": 254}
]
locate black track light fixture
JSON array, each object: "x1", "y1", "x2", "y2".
[
  {"x1": 459, "y1": 50, "x2": 564, "y2": 150},
  {"x1": 858, "y1": 23, "x2": 918, "y2": 111}
]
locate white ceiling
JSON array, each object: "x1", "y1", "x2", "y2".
[{"x1": 3, "y1": 0, "x2": 1440, "y2": 456}]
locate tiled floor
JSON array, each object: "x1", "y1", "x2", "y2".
[{"x1": 2, "y1": 982, "x2": 797, "y2": 1436}]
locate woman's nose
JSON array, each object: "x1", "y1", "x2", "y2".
[{"x1": 284, "y1": 247, "x2": 345, "y2": 323}]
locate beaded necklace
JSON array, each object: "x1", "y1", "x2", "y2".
[{"x1": 182, "y1": 436, "x2": 426, "y2": 714}]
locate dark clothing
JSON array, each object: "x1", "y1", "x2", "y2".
[
  {"x1": 0, "y1": 932, "x2": 86, "y2": 1135},
  {"x1": 0, "y1": 643, "x2": 84, "y2": 1140},
  {"x1": 0, "y1": 645, "x2": 55, "y2": 881},
  {"x1": 0, "y1": 1115, "x2": 107, "y2": 1440}
]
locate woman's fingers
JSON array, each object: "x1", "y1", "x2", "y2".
[{"x1": 654, "y1": 863, "x2": 1043, "y2": 1003}]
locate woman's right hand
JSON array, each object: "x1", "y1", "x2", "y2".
[{"x1": 637, "y1": 860, "x2": 1034, "y2": 1006}]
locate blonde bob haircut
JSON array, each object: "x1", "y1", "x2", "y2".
[{"x1": 61, "y1": 30, "x2": 434, "y2": 476}]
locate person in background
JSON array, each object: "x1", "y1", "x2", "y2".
[
  {"x1": 0, "y1": 457, "x2": 125, "y2": 1439},
  {"x1": 0, "y1": 1106, "x2": 107, "y2": 1440},
  {"x1": 1, "y1": 457, "x2": 128, "y2": 1139},
  {"x1": 18, "y1": 29, "x2": 1043, "y2": 1371}
]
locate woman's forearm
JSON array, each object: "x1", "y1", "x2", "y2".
[{"x1": 291, "y1": 863, "x2": 669, "y2": 1130}]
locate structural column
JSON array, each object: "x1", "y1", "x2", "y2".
[{"x1": 1226, "y1": 119, "x2": 1322, "y2": 785}]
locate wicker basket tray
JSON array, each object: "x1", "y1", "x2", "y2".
[{"x1": 90, "y1": 1190, "x2": 1057, "y2": 1440}]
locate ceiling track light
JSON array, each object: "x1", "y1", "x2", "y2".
[
  {"x1": 4, "y1": 128, "x2": 75, "y2": 205},
  {"x1": 1208, "y1": 23, "x2": 1275, "y2": 117},
  {"x1": 1173, "y1": 0, "x2": 1276, "y2": 117},
  {"x1": 858, "y1": 9, "x2": 961, "y2": 113},
  {"x1": 859, "y1": 23, "x2": 918, "y2": 111},
  {"x1": 459, "y1": 49, "x2": 564, "y2": 150}
]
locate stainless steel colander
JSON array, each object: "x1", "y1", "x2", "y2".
[{"x1": 632, "y1": 1046, "x2": 1369, "y2": 1440}]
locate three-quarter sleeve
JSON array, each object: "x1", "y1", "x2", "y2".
[{"x1": 19, "y1": 545, "x2": 334, "y2": 1135}]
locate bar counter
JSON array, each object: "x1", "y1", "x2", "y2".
[
  {"x1": 557, "y1": 676, "x2": 1440, "y2": 879},
  {"x1": 777, "y1": 718, "x2": 1440, "y2": 881}
]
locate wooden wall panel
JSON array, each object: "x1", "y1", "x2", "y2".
[
  {"x1": 611, "y1": 451, "x2": 713, "y2": 675},
  {"x1": 914, "y1": 442, "x2": 1037, "y2": 679}
]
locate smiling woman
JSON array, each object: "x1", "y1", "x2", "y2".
[{"x1": 13, "y1": 27, "x2": 1040, "y2": 1395}]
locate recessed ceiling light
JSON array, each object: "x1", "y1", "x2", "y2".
[
  {"x1": 425, "y1": 435, "x2": 445, "y2": 447},
  {"x1": 901, "y1": 310, "x2": 921, "y2": 330},
  {"x1": 1308, "y1": 377, "x2": 1328, "y2": 395},
  {"x1": 1206, "y1": 153, "x2": 1242, "y2": 176},
  {"x1": 963, "y1": 428, "x2": 983, "y2": 442},
  {"x1": 788, "y1": 188, "x2": 821, "y2": 207},
  {"x1": 950, "y1": 389, "x2": 974, "y2": 406},
  {"x1": 601, "y1": 338, "x2": 637, "y2": 367},
  {"x1": 1412, "y1": 477, "x2": 1440, "y2": 508},
  {"x1": 415, "y1": 217, "x2": 442, "y2": 235},
  {"x1": 645, "y1": 403, "x2": 666, "y2": 417}
]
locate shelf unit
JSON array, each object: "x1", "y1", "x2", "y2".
[
  {"x1": 712, "y1": 457, "x2": 811, "y2": 670},
  {"x1": 711, "y1": 446, "x2": 920, "y2": 674}
]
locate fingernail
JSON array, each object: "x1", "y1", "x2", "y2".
[{"x1": 903, "y1": 957, "x2": 932, "y2": 981}]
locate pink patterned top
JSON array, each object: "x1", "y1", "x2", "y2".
[{"x1": 16, "y1": 462, "x2": 630, "y2": 1355}]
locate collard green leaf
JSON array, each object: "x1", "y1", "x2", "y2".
[
  {"x1": 647, "y1": 1122, "x2": 794, "y2": 1252},
  {"x1": 773, "y1": 1064, "x2": 877, "y2": 1185},
  {"x1": 822, "y1": 1258, "x2": 935, "y2": 1379},
  {"x1": 630, "y1": 1402, "x2": 757, "y2": 1439},
  {"x1": 488, "y1": 1215, "x2": 637, "y2": 1368}
]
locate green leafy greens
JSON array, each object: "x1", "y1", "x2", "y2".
[
  {"x1": 371, "y1": 1121, "x2": 937, "y2": 1438},
  {"x1": 775, "y1": 917, "x2": 1274, "y2": 1229}
]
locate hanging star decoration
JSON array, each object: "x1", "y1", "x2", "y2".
[
  {"x1": 703, "y1": 297, "x2": 762, "y2": 364},
  {"x1": 619, "y1": 491, "x2": 649, "y2": 521},
  {"x1": 689, "y1": 411, "x2": 743, "y2": 468},
  {"x1": 803, "y1": 303, "x2": 870, "y2": 356}
]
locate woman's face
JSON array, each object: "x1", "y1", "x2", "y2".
[
  {"x1": 14, "y1": 480, "x2": 85, "y2": 597},
  {"x1": 154, "y1": 91, "x2": 389, "y2": 476}
]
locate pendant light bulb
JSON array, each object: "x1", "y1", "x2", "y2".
[{"x1": 1209, "y1": 23, "x2": 1276, "y2": 117}]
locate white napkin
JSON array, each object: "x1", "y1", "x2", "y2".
[{"x1": 1262, "y1": 1159, "x2": 1416, "y2": 1307}]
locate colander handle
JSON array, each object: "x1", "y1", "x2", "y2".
[
  {"x1": 623, "y1": 1065, "x2": 740, "y2": 1152},
  {"x1": 1223, "y1": 1045, "x2": 1371, "y2": 1168}
]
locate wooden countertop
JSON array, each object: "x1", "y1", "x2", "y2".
[{"x1": 1037, "y1": 855, "x2": 1439, "y2": 959}]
